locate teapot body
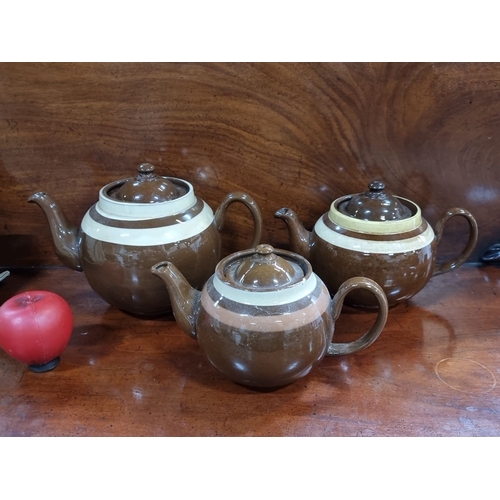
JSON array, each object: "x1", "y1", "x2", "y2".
[
  {"x1": 81, "y1": 194, "x2": 221, "y2": 316},
  {"x1": 195, "y1": 271, "x2": 334, "y2": 388},
  {"x1": 310, "y1": 209, "x2": 437, "y2": 307}
]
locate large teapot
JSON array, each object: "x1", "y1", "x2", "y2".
[
  {"x1": 275, "y1": 180, "x2": 478, "y2": 308},
  {"x1": 29, "y1": 163, "x2": 262, "y2": 316},
  {"x1": 151, "y1": 244, "x2": 388, "y2": 388}
]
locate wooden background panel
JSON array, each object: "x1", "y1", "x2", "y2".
[{"x1": 1, "y1": 62, "x2": 499, "y2": 267}]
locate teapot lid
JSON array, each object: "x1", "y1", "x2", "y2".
[
  {"x1": 110, "y1": 163, "x2": 185, "y2": 203},
  {"x1": 337, "y1": 180, "x2": 413, "y2": 221},
  {"x1": 222, "y1": 244, "x2": 306, "y2": 291}
]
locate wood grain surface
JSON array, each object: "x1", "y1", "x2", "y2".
[
  {"x1": 1, "y1": 62, "x2": 500, "y2": 267},
  {"x1": 0, "y1": 263, "x2": 499, "y2": 436}
]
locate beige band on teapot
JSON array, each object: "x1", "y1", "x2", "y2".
[
  {"x1": 82, "y1": 202, "x2": 215, "y2": 246},
  {"x1": 203, "y1": 280, "x2": 330, "y2": 331},
  {"x1": 315, "y1": 216, "x2": 435, "y2": 254},
  {"x1": 328, "y1": 195, "x2": 422, "y2": 234}
]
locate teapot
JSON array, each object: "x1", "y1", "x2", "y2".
[
  {"x1": 275, "y1": 180, "x2": 478, "y2": 308},
  {"x1": 29, "y1": 163, "x2": 263, "y2": 316},
  {"x1": 151, "y1": 244, "x2": 388, "y2": 388}
]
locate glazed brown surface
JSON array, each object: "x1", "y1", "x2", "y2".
[
  {"x1": 1, "y1": 63, "x2": 500, "y2": 267},
  {"x1": 0, "y1": 263, "x2": 499, "y2": 436},
  {"x1": 197, "y1": 305, "x2": 332, "y2": 388},
  {"x1": 81, "y1": 228, "x2": 220, "y2": 316},
  {"x1": 195, "y1": 279, "x2": 333, "y2": 388},
  {"x1": 310, "y1": 236, "x2": 437, "y2": 307}
]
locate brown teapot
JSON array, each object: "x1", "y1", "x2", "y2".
[
  {"x1": 275, "y1": 180, "x2": 478, "y2": 308},
  {"x1": 151, "y1": 244, "x2": 388, "y2": 388},
  {"x1": 29, "y1": 163, "x2": 262, "y2": 316}
]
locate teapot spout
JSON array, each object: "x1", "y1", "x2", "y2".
[
  {"x1": 274, "y1": 207, "x2": 313, "y2": 260},
  {"x1": 151, "y1": 261, "x2": 200, "y2": 340},
  {"x1": 28, "y1": 192, "x2": 82, "y2": 271}
]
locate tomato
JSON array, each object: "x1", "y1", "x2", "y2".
[{"x1": 0, "y1": 290, "x2": 73, "y2": 371}]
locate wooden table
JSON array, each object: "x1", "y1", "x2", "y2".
[{"x1": 1, "y1": 263, "x2": 499, "y2": 437}]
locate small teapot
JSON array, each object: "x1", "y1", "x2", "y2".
[
  {"x1": 276, "y1": 180, "x2": 478, "y2": 307},
  {"x1": 151, "y1": 244, "x2": 388, "y2": 388},
  {"x1": 29, "y1": 163, "x2": 262, "y2": 316}
]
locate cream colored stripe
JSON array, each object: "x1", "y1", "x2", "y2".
[
  {"x1": 315, "y1": 216, "x2": 435, "y2": 254},
  {"x1": 328, "y1": 196, "x2": 421, "y2": 234},
  {"x1": 201, "y1": 287, "x2": 331, "y2": 332},
  {"x1": 82, "y1": 202, "x2": 214, "y2": 246},
  {"x1": 213, "y1": 274, "x2": 318, "y2": 306}
]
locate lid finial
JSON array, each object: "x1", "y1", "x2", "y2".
[
  {"x1": 138, "y1": 163, "x2": 155, "y2": 175},
  {"x1": 368, "y1": 180, "x2": 385, "y2": 193},
  {"x1": 255, "y1": 244, "x2": 275, "y2": 255}
]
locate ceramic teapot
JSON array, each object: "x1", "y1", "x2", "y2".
[
  {"x1": 151, "y1": 244, "x2": 388, "y2": 388},
  {"x1": 29, "y1": 163, "x2": 263, "y2": 316},
  {"x1": 275, "y1": 180, "x2": 478, "y2": 308}
]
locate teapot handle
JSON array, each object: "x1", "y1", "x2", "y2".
[
  {"x1": 214, "y1": 192, "x2": 263, "y2": 249},
  {"x1": 327, "y1": 277, "x2": 388, "y2": 356},
  {"x1": 432, "y1": 208, "x2": 478, "y2": 277}
]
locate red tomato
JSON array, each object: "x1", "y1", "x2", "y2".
[{"x1": 0, "y1": 290, "x2": 73, "y2": 369}]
